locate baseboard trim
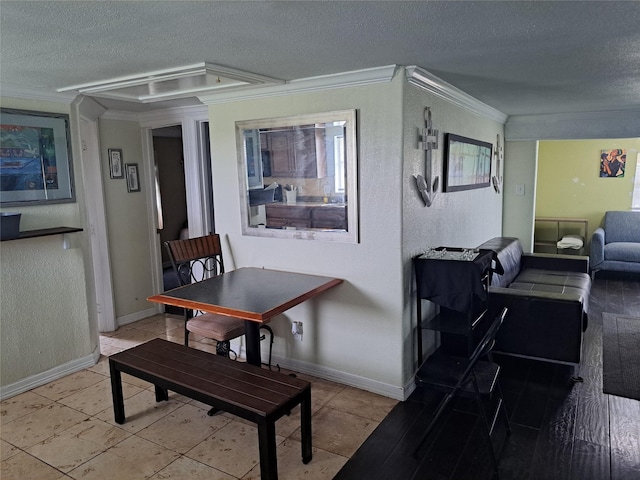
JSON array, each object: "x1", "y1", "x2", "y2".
[
  {"x1": 267, "y1": 353, "x2": 406, "y2": 401},
  {"x1": 117, "y1": 307, "x2": 158, "y2": 327},
  {"x1": 0, "y1": 347, "x2": 102, "y2": 400}
]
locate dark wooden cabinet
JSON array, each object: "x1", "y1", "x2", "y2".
[
  {"x1": 311, "y1": 206, "x2": 347, "y2": 230},
  {"x1": 265, "y1": 204, "x2": 346, "y2": 230},
  {"x1": 262, "y1": 127, "x2": 322, "y2": 178},
  {"x1": 265, "y1": 204, "x2": 312, "y2": 228},
  {"x1": 267, "y1": 131, "x2": 296, "y2": 176}
]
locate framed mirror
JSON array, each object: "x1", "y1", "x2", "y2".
[{"x1": 236, "y1": 110, "x2": 358, "y2": 243}]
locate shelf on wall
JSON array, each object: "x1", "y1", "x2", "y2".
[{"x1": 1, "y1": 226, "x2": 83, "y2": 242}]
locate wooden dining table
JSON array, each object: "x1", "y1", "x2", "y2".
[{"x1": 148, "y1": 267, "x2": 343, "y2": 366}]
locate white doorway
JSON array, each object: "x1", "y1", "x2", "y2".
[{"x1": 139, "y1": 108, "x2": 213, "y2": 306}]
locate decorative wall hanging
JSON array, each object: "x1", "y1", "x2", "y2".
[
  {"x1": 492, "y1": 134, "x2": 503, "y2": 193},
  {"x1": 108, "y1": 148, "x2": 124, "y2": 179},
  {"x1": 415, "y1": 107, "x2": 439, "y2": 207},
  {"x1": 600, "y1": 149, "x2": 626, "y2": 177},
  {"x1": 443, "y1": 134, "x2": 492, "y2": 192},
  {"x1": 0, "y1": 108, "x2": 75, "y2": 206},
  {"x1": 125, "y1": 163, "x2": 140, "y2": 192}
]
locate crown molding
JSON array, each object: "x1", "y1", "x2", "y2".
[
  {"x1": 57, "y1": 62, "x2": 284, "y2": 103},
  {"x1": 198, "y1": 65, "x2": 398, "y2": 105},
  {"x1": 0, "y1": 83, "x2": 78, "y2": 104},
  {"x1": 137, "y1": 105, "x2": 208, "y2": 127},
  {"x1": 100, "y1": 104, "x2": 209, "y2": 125},
  {"x1": 99, "y1": 110, "x2": 140, "y2": 122},
  {"x1": 405, "y1": 66, "x2": 508, "y2": 124}
]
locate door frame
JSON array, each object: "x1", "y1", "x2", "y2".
[
  {"x1": 139, "y1": 106, "x2": 211, "y2": 305},
  {"x1": 73, "y1": 96, "x2": 118, "y2": 334}
]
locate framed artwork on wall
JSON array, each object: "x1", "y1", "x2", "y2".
[
  {"x1": 125, "y1": 163, "x2": 140, "y2": 192},
  {"x1": 0, "y1": 108, "x2": 75, "y2": 206},
  {"x1": 108, "y1": 148, "x2": 124, "y2": 179},
  {"x1": 600, "y1": 149, "x2": 626, "y2": 177},
  {"x1": 443, "y1": 133, "x2": 492, "y2": 192}
]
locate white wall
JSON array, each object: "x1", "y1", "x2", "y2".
[
  {"x1": 502, "y1": 141, "x2": 538, "y2": 252},
  {"x1": 98, "y1": 119, "x2": 155, "y2": 323},
  {"x1": 0, "y1": 74, "x2": 508, "y2": 398},
  {"x1": 208, "y1": 71, "x2": 506, "y2": 397},
  {"x1": 209, "y1": 75, "x2": 407, "y2": 396},
  {"x1": 401, "y1": 84, "x2": 505, "y2": 381},
  {"x1": 0, "y1": 96, "x2": 95, "y2": 392}
]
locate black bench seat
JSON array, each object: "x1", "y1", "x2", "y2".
[{"x1": 109, "y1": 338, "x2": 311, "y2": 480}]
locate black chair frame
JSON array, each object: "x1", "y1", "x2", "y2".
[{"x1": 413, "y1": 307, "x2": 511, "y2": 479}]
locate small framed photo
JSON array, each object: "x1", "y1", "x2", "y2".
[
  {"x1": 125, "y1": 163, "x2": 140, "y2": 192},
  {"x1": 108, "y1": 148, "x2": 124, "y2": 179}
]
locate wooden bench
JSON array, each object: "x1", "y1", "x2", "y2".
[{"x1": 108, "y1": 338, "x2": 311, "y2": 480}]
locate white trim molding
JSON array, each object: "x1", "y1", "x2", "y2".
[
  {"x1": 269, "y1": 353, "x2": 406, "y2": 401},
  {"x1": 117, "y1": 307, "x2": 159, "y2": 328},
  {"x1": 100, "y1": 105, "x2": 208, "y2": 124},
  {"x1": 58, "y1": 62, "x2": 283, "y2": 104},
  {"x1": 198, "y1": 65, "x2": 398, "y2": 105},
  {"x1": 0, "y1": 82, "x2": 78, "y2": 104},
  {"x1": 405, "y1": 66, "x2": 508, "y2": 124},
  {"x1": 0, "y1": 348, "x2": 101, "y2": 400}
]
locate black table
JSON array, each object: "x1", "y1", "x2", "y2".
[{"x1": 148, "y1": 267, "x2": 342, "y2": 366}]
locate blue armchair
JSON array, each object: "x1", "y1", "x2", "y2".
[{"x1": 590, "y1": 211, "x2": 640, "y2": 278}]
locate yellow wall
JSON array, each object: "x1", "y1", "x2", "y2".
[{"x1": 536, "y1": 139, "x2": 640, "y2": 247}]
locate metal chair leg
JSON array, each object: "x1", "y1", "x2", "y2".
[{"x1": 259, "y1": 325, "x2": 275, "y2": 370}]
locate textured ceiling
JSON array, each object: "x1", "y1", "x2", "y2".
[{"x1": 1, "y1": 1, "x2": 640, "y2": 115}]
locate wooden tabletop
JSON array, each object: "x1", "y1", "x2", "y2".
[{"x1": 148, "y1": 267, "x2": 343, "y2": 322}]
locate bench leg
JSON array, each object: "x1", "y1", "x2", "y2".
[
  {"x1": 300, "y1": 389, "x2": 312, "y2": 464},
  {"x1": 257, "y1": 421, "x2": 278, "y2": 480},
  {"x1": 155, "y1": 385, "x2": 169, "y2": 402},
  {"x1": 109, "y1": 361, "x2": 125, "y2": 425}
]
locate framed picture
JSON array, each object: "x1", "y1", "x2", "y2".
[
  {"x1": 600, "y1": 149, "x2": 626, "y2": 177},
  {"x1": 125, "y1": 163, "x2": 140, "y2": 192},
  {"x1": 108, "y1": 148, "x2": 124, "y2": 179},
  {"x1": 443, "y1": 133, "x2": 492, "y2": 192},
  {"x1": 0, "y1": 108, "x2": 75, "y2": 206}
]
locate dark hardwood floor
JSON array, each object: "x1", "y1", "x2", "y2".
[{"x1": 335, "y1": 272, "x2": 640, "y2": 480}]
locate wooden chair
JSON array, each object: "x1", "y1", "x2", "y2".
[{"x1": 164, "y1": 233, "x2": 274, "y2": 365}]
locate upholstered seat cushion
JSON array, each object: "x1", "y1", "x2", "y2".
[
  {"x1": 186, "y1": 313, "x2": 246, "y2": 341},
  {"x1": 513, "y1": 269, "x2": 591, "y2": 290},
  {"x1": 508, "y1": 268, "x2": 591, "y2": 325},
  {"x1": 605, "y1": 242, "x2": 640, "y2": 262}
]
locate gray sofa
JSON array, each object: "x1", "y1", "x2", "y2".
[
  {"x1": 478, "y1": 237, "x2": 591, "y2": 366},
  {"x1": 590, "y1": 211, "x2": 640, "y2": 278}
]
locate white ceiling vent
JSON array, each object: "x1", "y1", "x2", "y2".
[{"x1": 57, "y1": 62, "x2": 283, "y2": 103}]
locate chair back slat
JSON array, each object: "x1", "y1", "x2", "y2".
[{"x1": 164, "y1": 234, "x2": 225, "y2": 286}]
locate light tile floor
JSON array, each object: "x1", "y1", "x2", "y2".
[{"x1": 1, "y1": 314, "x2": 397, "y2": 480}]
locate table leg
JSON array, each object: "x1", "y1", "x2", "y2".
[
  {"x1": 109, "y1": 360, "x2": 125, "y2": 424},
  {"x1": 245, "y1": 320, "x2": 262, "y2": 367}
]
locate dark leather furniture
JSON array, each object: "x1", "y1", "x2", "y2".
[{"x1": 477, "y1": 237, "x2": 591, "y2": 365}]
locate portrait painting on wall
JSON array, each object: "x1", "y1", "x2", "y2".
[{"x1": 600, "y1": 149, "x2": 626, "y2": 177}]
